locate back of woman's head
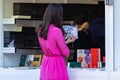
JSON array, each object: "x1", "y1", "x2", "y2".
[
  {"x1": 39, "y1": 4, "x2": 63, "y2": 39},
  {"x1": 44, "y1": 4, "x2": 63, "y2": 26},
  {"x1": 73, "y1": 9, "x2": 92, "y2": 25}
]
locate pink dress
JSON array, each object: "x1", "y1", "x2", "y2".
[{"x1": 38, "y1": 24, "x2": 70, "y2": 80}]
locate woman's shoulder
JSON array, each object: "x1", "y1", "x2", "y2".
[{"x1": 51, "y1": 24, "x2": 61, "y2": 33}]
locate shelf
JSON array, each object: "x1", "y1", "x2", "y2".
[
  {"x1": 2, "y1": 18, "x2": 73, "y2": 25},
  {"x1": 67, "y1": 0, "x2": 98, "y2": 4},
  {"x1": 2, "y1": 18, "x2": 15, "y2": 24},
  {"x1": 1, "y1": 18, "x2": 42, "y2": 27},
  {"x1": 2, "y1": 47, "x2": 43, "y2": 54},
  {"x1": 1, "y1": 18, "x2": 41, "y2": 25},
  {"x1": 3, "y1": 47, "x2": 15, "y2": 53},
  {"x1": 15, "y1": 48, "x2": 42, "y2": 54}
]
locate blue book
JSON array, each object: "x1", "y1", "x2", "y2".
[{"x1": 19, "y1": 55, "x2": 27, "y2": 67}]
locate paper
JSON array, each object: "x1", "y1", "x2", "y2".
[{"x1": 63, "y1": 25, "x2": 78, "y2": 39}]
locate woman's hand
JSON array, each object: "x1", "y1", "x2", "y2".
[{"x1": 65, "y1": 35, "x2": 77, "y2": 44}]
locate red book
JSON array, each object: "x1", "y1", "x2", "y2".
[{"x1": 90, "y1": 48, "x2": 99, "y2": 68}]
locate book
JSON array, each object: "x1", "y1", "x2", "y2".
[
  {"x1": 84, "y1": 49, "x2": 91, "y2": 68},
  {"x1": 11, "y1": 15, "x2": 31, "y2": 19},
  {"x1": 32, "y1": 54, "x2": 41, "y2": 67},
  {"x1": 40, "y1": 54, "x2": 44, "y2": 65},
  {"x1": 77, "y1": 49, "x2": 91, "y2": 68},
  {"x1": 68, "y1": 62, "x2": 81, "y2": 68},
  {"x1": 90, "y1": 48, "x2": 99, "y2": 68},
  {"x1": 25, "y1": 55, "x2": 34, "y2": 67},
  {"x1": 77, "y1": 49, "x2": 85, "y2": 67},
  {"x1": 24, "y1": 54, "x2": 43, "y2": 67},
  {"x1": 19, "y1": 55, "x2": 27, "y2": 67},
  {"x1": 62, "y1": 25, "x2": 78, "y2": 40}
]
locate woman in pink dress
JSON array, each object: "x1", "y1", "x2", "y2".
[{"x1": 38, "y1": 4, "x2": 74, "y2": 80}]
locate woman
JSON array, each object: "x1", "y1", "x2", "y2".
[
  {"x1": 38, "y1": 4, "x2": 73, "y2": 80},
  {"x1": 89, "y1": 17, "x2": 105, "y2": 62}
]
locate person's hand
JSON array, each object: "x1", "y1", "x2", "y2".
[
  {"x1": 70, "y1": 35, "x2": 77, "y2": 42},
  {"x1": 65, "y1": 35, "x2": 77, "y2": 44},
  {"x1": 78, "y1": 22, "x2": 89, "y2": 31}
]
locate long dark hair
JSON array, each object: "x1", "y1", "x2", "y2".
[
  {"x1": 73, "y1": 9, "x2": 92, "y2": 25},
  {"x1": 38, "y1": 3, "x2": 64, "y2": 40}
]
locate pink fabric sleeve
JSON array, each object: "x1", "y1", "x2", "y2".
[{"x1": 55, "y1": 29, "x2": 70, "y2": 57}]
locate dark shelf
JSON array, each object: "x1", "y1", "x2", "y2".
[{"x1": 13, "y1": 3, "x2": 105, "y2": 21}]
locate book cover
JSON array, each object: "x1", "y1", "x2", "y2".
[
  {"x1": 90, "y1": 48, "x2": 99, "y2": 68},
  {"x1": 25, "y1": 55, "x2": 34, "y2": 67},
  {"x1": 77, "y1": 49, "x2": 85, "y2": 67},
  {"x1": 68, "y1": 62, "x2": 81, "y2": 68},
  {"x1": 32, "y1": 54, "x2": 41, "y2": 67},
  {"x1": 62, "y1": 25, "x2": 78, "y2": 40},
  {"x1": 19, "y1": 55, "x2": 27, "y2": 67},
  {"x1": 40, "y1": 54, "x2": 44, "y2": 65},
  {"x1": 84, "y1": 49, "x2": 91, "y2": 68}
]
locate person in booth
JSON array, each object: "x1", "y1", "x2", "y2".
[
  {"x1": 89, "y1": 17, "x2": 105, "y2": 62},
  {"x1": 73, "y1": 9, "x2": 98, "y2": 61},
  {"x1": 37, "y1": 3, "x2": 75, "y2": 80}
]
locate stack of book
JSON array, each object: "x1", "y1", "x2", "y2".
[
  {"x1": 77, "y1": 48, "x2": 101, "y2": 68},
  {"x1": 19, "y1": 54, "x2": 43, "y2": 67}
]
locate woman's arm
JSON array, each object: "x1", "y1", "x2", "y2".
[{"x1": 55, "y1": 29, "x2": 70, "y2": 57}]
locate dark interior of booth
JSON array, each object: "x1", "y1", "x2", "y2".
[{"x1": 4, "y1": 1, "x2": 105, "y2": 68}]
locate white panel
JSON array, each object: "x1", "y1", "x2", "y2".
[
  {"x1": 0, "y1": 0, "x2": 4, "y2": 67},
  {"x1": 2, "y1": 18, "x2": 15, "y2": 24},
  {"x1": 3, "y1": 0, "x2": 36, "y2": 18},
  {"x1": 3, "y1": 0, "x2": 14, "y2": 18},
  {"x1": 3, "y1": 47, "x2": 15, "y2": 53},
  {"x1": 0, "y1": 68, "x2": 108, "y2": 80},
  {"x1": 67, "y1": 0, "x2": 98, "y2": 4},
  {"x1": 14, "y1": 0, "x2": 33, "y2": 3},
  {"x1": 69, "y1": 76, "x2": 92, "y2": 80},
  {"x1": 3, "y1": 0, "x2": 34, "y2": 18},
  {"x1": 92, "y1": 78, "x2": 107, "y2": 80},
  {"x1": 36, "y1": 0, "x2": 65, "y2": 3},
  {"x1": 110, "y1": 78, "x2": 120, "y2": 80},
  {"x1": 0, "y1": 68, "x2": 40, "y2": 80},
  {"x1": 3, "y1": 54, "x2": 21, "y2": 67},
  {"x1": 114, "y1": 0, "x2": 120, "y2": 71},
  {"x1": 2, "y1": 18, "x2": 42, "y2": 27},
  {"x1": 4, "y1": 26, "x2": 22, "y2": 32},
  {"x1": 68, "y1": 68, "x2": 107, "y2": 80},
  {"x1": 110, "y1": 72, "x2": 120, "y2": 80},
  {"x1": 105, "y1": 5, "x2": 114, "y2": 71},
  {"x1": 0, "y1": 77, "x2": 36, "y2": 80}
]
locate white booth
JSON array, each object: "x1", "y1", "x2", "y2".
[{"x1": 1, "y1": 0, "x2": 120, "y2": 80}]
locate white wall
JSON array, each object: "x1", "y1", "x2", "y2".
[
  {"x1": 105, "y1": 5, "x2": 114, "y2": 72},
  {"x1": 0, "y1": 0, "x2": 3, "y2": 67},
  {"x1": 114, "y1": 0, "x2": 120, "y2": 71},
  {"x1": 3, "y1": 0, "x2": 14, "y2": 18}
]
